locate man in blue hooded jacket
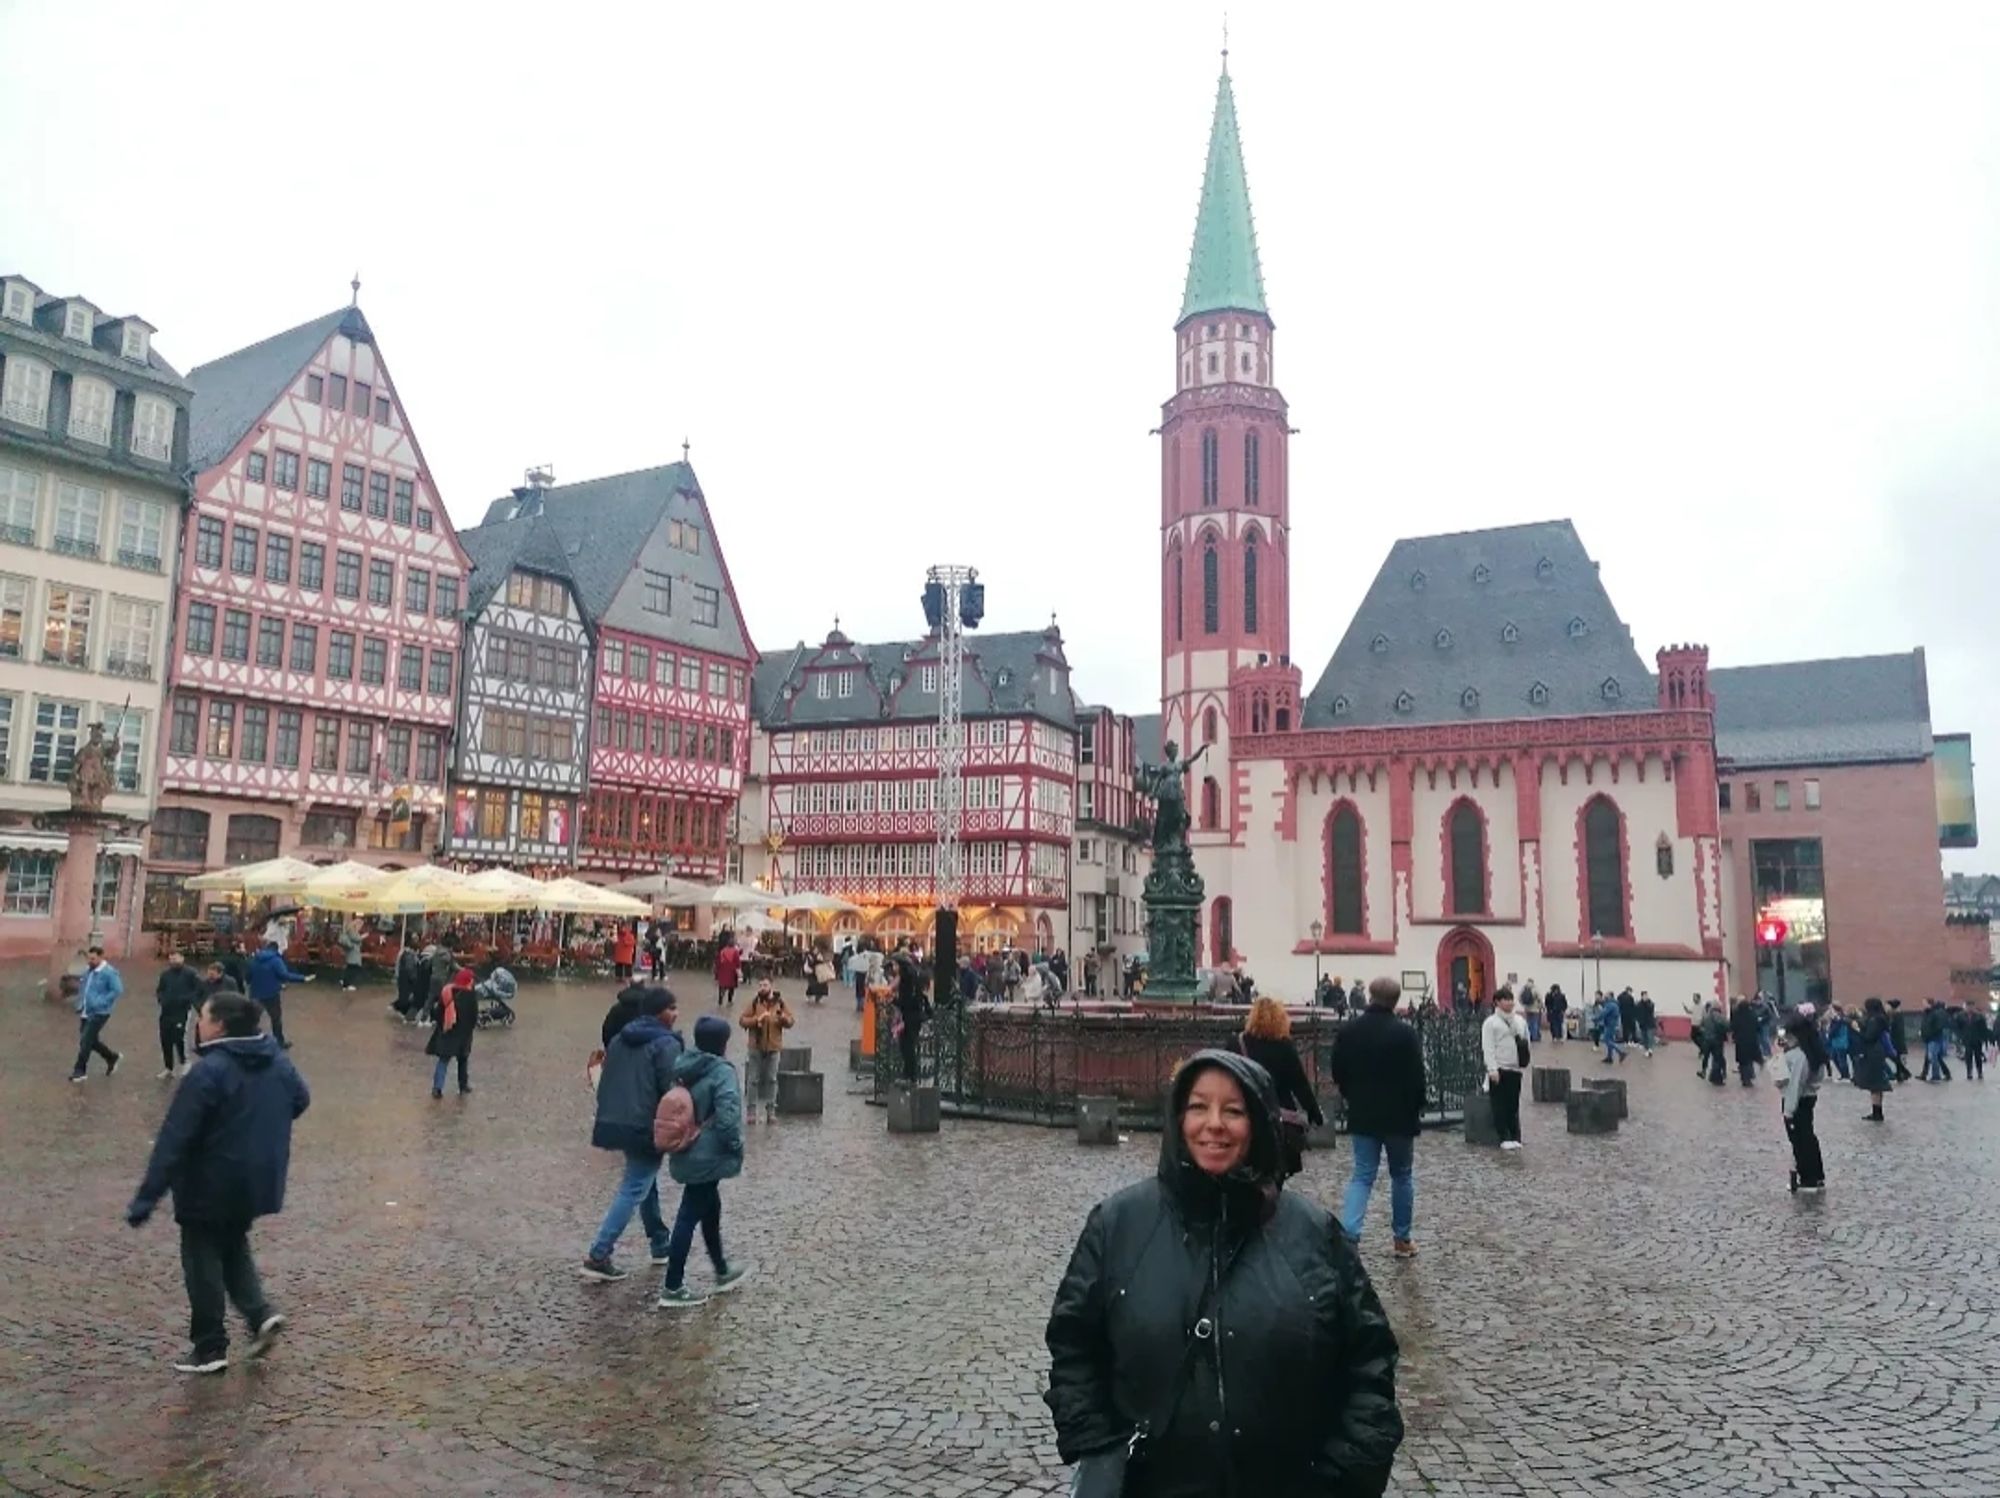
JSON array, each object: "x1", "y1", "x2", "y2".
[
  {"x1": 246, "y1": 939, "x2": 312, "y2": 1049},
  {"x1": 127, "y1": 990, "x2": 310, "y2": 1373},
  {"x1": 580, "y1": 987, "x2": 683, "y2": 1282}
]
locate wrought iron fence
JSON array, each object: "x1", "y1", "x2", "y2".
[{"x1": 872, "y1": 1000, "x2": 1484, "y2": 1131}]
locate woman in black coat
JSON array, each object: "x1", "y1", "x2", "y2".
[
  {"x1": 1729, "y1": 999, "x2": 1763, "y2": 1087},
  {"x1": 1853, "y1": 996, "x2": 1893, "y2": 1122},
  {"x1": 426, "y1": 965, "x2": 478, "y2": 1098},
  {"x1": 1236, "y1": 997, "x2": 1325, "y2": 1178},
  {"x1": 1044, "y1": 1048, "x2": 1403, "y2": 1497}
]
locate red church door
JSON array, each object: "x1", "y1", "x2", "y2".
[{"x1": 1436, "y1": 927, "x2": 1495, "y2": 1009}]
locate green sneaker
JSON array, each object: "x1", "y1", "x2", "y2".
[
  {"x1": 711, "y1": 1264, "x2": 753, "y2": 1295},
  {"x1": 656, "y1": 1285, "x2": 707, "y2": 1309}
]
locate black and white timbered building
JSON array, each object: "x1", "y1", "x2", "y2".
[{"x1": 445, "y1": 509, "x2": 593, "y2": 868}]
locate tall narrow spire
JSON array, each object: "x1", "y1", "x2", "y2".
[{"x1": 1179, "y1": 66, "x2": 1267, "y2": 322}]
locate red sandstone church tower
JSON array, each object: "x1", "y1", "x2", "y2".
[{"x1": 1160, "y1": 58, "x2": 1298, "y2": 863}]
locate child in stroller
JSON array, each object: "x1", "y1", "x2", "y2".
[{"x1": 474, "y1": 961, "x2": 519, "y2": 1028}]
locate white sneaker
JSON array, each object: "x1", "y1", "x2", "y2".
[
  {"x1": 157, "y1": 1068, "x2": 175, "y2": 1080},
  {"x1": 1500, "y1": 1140, "x2": 1524, "y2": 1151}
]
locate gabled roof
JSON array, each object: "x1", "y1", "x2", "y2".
[
  {"x1": 755, "y1": 628, "x2": 1074, "y2": 730},
  {"x1": 456, "y1": 511, "x2": 581, "y2": 618},
  {"x1": 185, "y1": 306, "x2": 358, "y2": 470},
  {"x1": 1130, "y1": 713, "x2": 1164, "y2": 766},
  {"x1": 1709, "y1": 651, "x2": 1932, "y2": 769},
  {"x1": 1180, "y1": 65, "x2": 1268, "y2": 323},
  {"x1": 1301, "y1": 519, "x2": 1652, "y2": 729}
]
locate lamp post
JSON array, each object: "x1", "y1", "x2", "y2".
[
  {"x1": 1590, "y1": 930, "x2": 1605, "y2": 996},
  {"x1": 1309, "y1": 918, "x2": 1323, "y2": 994}
]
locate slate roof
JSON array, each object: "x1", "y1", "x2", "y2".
[
  {"x1": 754, "y1": 628, "x2": 1074, "y2": 730},
  {"x1": 1708, "y1": 651, "x2": 1932, "y2": 768},
  {"x1": 185, "y1": 306, "x2": 358, "y2": 471},
  {"x1": 0, "y1": 277, "x2": 191, "y2": 389},
  {"x1": 1131, "y1": 713, "x2": 1164, "y2": 766},
  {"x1": 456, "y1": 511, "x2": 580, "y2": 617},
  {"x1": 1301, "y1": 519, "x2": 1652, "y2": 729},
  {"x1": 1180, "y1": 68, "x2": 1268, "y2": 321}
]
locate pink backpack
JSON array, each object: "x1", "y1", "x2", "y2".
[{"x1": 652, "y1": 1083, "x2": 702, "y2": 1154}]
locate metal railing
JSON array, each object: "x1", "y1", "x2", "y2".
[{"x1": 872, "y1": 999, "x2": 1484, "y2": 1131}]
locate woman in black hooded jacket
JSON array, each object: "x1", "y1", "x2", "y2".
[{"x1": 1044, "y1": 1048, "x2": 1403, "y2": 1497}]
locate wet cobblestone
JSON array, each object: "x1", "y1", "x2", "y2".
[{"x1": 2, "y1": 971, "x2": 1996, "y2": 1496}]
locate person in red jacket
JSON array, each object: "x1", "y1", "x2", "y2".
[
  {"x1": 611, "y1": 923, "x2": 637, "y2": 981},
  {"x1": 714, "y1": 934, "x2": 743, "y2": 1008}
]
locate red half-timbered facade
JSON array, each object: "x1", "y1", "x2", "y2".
[
  {"x1": 149, "y1": 305, "x2": 468, "y2": 906},
  {"x1": 744, "y1": 625, "x2": 1077, "y2": 952},
  {"x1": 1071, "y1": 706, "x2": 1154, "y2": 962}
]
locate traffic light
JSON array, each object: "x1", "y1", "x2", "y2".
[{"x1": 1755, "y1": 917, "x2": 1789, "y2": 948}]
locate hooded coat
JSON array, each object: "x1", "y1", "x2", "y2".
[
  {"x1": 667, "y1": 1016, "x2": 745, "y2": 1187},
  {"x1": 247, "y1": 945, "x2": 307, "y2": 1003},
  {"x1": 591, "y1": 1015, "x2": 684, "y2": 1154},
  {"x1": 1729, "y1": 1001, "x2": 1763, "y2": 1068},
  {"x1": 128, "y1": 1033, "x2": 311, "y2": 1225},
  {"x1": 1044, "y1": 1049, "x2": 1403, "y2": 1498},
  {"x1": 425, "y1": 968, "x2": 479, "y2": 1061}
]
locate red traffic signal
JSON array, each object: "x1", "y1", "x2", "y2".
[{"x1": 1755, "y1": 917, "x2": 1789, "y2": 947}]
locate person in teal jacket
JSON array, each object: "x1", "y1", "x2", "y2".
[
  {"x1": 657, "y1": 1014, "x2": 750, "y2": 1307},
  {"x1": 70, "y1": 945, "x2": 126, "y2": 1081}
]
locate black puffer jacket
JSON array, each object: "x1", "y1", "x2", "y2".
[{"x1": 1044, "y1": 1049, "x2": 1402, "y2": 1497}]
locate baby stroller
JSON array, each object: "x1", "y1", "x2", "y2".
[{"x1": 474, "y1": 966, "x2": 518, "y2": 1028}]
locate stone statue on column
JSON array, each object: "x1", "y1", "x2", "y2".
[{"x1": 1137, "y1": 740, "x2": 1208, "y2": 1003}]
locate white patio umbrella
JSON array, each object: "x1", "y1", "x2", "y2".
[
  {"x1": 535, "y1": 877, "x2": 648, "y2": 917},
  {"x1": 456, "y1": 867, "x2": 549, "y2": 911},
  {"x1": 297, "y1": 860, "x2": 394, "y2": 909},
  {"x1": 611, "y1": 871, "x2": 711, "y2": 905},
  {"x1": 704, "y1": 881, "x2": 776, "y2": 909},
  {"x1": 323, "y1": 863, "x2": 472, "y2": 916},
  {"x1": 774, "y1": 890, "x2": 861, "y2": 915},
  {"x1": 185, "y1": 857, "x2": 319, "y2": 895}
]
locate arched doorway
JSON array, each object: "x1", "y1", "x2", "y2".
[
  {"x1": 1436, "y1": 926, "x2": 1495, "y2": 1009},
  {"x1": 1034, "y1": 913, "x2": 1055, "y2": 954}
]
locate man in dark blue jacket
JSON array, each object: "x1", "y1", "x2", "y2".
[
  {"x1": 127, "y1": 990, "x2": 311, "y2": 1374},
  {"x1": 581, "y1": 987, "x2": 683, "y2": 1283},
  {"x1": 246, "y1": 940, "x2": 312, "y2": 1050}
]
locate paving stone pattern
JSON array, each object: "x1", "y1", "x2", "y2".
[{"x1": 3, "y1": 971, "x2": 1997, "y2": 1496}]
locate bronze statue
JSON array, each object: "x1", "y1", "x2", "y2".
[
  {"x1": 1136, "y1": 739, "x2": 1208, "y2": 1001},
  {"x1": 1136, "y1": 739, "x2": 1208, "y2": 859},
  {"x1": 67, "y1": 722, "x2": 121, "y2": 815}
]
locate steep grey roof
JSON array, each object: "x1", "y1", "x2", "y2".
[
  {"x1": 185, "y1": 306, "x2": 357, "y2": 471},
  {"x1": 0, "y1": 280, "x2": 191, "y2": 388},
  {"x1": 756, "y1": 629, "x2": 1074, "y2": 730},
  {"x1": 456, "y1": 512, "x2": 579, "y2": 617},
  {"x1": 1301, "y1": 519, "x2": 1651, "y2": 729},
  {"x1": 1709, "y1": 651, "x2": 1932, "y2": 768},
  {"x1": 1131, "y1": 713, "x2": 1164, "y2": 765}
]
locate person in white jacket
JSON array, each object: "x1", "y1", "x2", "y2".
[{"x1": 1481, "y1": 988, "x2": 1530, "y2": 1150}]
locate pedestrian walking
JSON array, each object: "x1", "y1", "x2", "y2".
[
  {"x1": 805, "y1": 947, "x2": 834, "y2": 1005},
  {"x1": 892, "y1": 947, "x2": 930, "y2": 1084},
  {"x1": 1695, "y1": 1000, "x2": 1728, "y2": 1085},
  {"x1": 425, "y1": 965, "x2": 479, "y2": 1097},
  {"x1": 714, "y1": 936, "x2": 743, "y2": 1007},
  {"x1": 125, "y1": 989, "x2": 309, "y2": 1374},
  {"x1": 202, "y1": 961, "x2": 241, "y2": 999},
  {"x1": 336, "y1": 923, "x2": 364, "y2": 991},
  {"x1": 1854, "y1": 996, "x2": 1894, "y2": 1122},
  {"x1": 1545, "y1": 984, "x2": 1569, "y2": 1044},
  {"x1": 422, "y1": 938, "x2": 456, "y2": 1027},
  {"x1": 1729, "y1": 996, "x2": 1762, "y2": 1087},
  {"x1": 1044, "y1": 1047, "x2": 1403, "y2": 1497},
  {"x1": 846, "y1": 942, "x2": 868, "y2": 1012},
  {"x1": 246, "y1": 939, "x2": 312, "y2": 1050},
  {"x1": 1774, "y1": 1008, "x2": 1828, "y2": 1193},
  {"x1": 1328, "y1": 977, "x2": 1426, "y2": 1257},
  {"x1": 657, "y1": 1015, "x2": 751, "y2": 1308},
  {"x1": 740, "y1": 979, "x2": 794, "y2": 1124},
  {"x1": 1962, "y1": 1004, "x2": 1991, "y2": 1080},
  {"x1": 155, "y1": 950, "x2": 204, "y2": 1078},
  {"x1": 69, "y1": 944, "x2": 125, "y2": 1082},
  {"x1": 610, "y1": 922, "x2": 636, "y2": 982},
  {"x1": 1520, "y1": 980, "x2": 1543, "y2": 1042},
  {"x1": 1887, "y1": 999, "x2": 1912, "y2": 1081},
  {"x1": 1234, "y1": 995, "x2": 1326, "y2": 1178},
  {"x1": 1481, "y1": 988, "x2": 1529, "y2": 1150},
  {"x1": 1826, "y1": 1004, "x2": 1854, "y2": 1081},
  {"x1": 1636, "y1": 991, "x2": 1657, "y2": 1055},
  {"x1": 1597, "y1": 992, "x2": 1628, "y2": 1064},
  {"x1": 1617, "y1": 986, "x2": 1638, "y2": 1045},
  {"x1": 1920, "y1": 999, "x2": 1952, "y2": 1083},
  {"x1": 581, "y1": 987, "x2": 683, "y2": 1282},
  {"x1": 392, "y1": 939, "x2": 424, "y2": 1020}
]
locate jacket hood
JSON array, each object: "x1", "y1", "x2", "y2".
[
  {"x1": 1157, "y1": 1048, "x2": 1284, "y2": 1219},
  {"x1": 201, "y1": 1032, "x2": 282, "y2": 1070},
  {"x1": 693, "y1": 1014, "x2": 732, "y2": 1056},
  {"x1": 675, "y1": 1047, "x2": 727, "y2": 1084},
  {"x1": 615, "y1": 1015, "x2": 674, "y2": 1049}
]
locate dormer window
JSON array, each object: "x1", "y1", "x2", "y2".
[
  {"x1": 1536, "y1": 556, "x2": 1555, "y2": 579},
  {"x1": 120, "y1": 324, "x2": 150, "y2": 362},
  {"x1": 1528, "y1": 681, "x2": 1551, "y2": 707},
  {"x1": 814, "y1": 673, "x2": 830, "y2": 700},
  {"x1": 1500, "y1": 621, "x2": 1520, "y2": 644},
  {"x1": 63, "y1": 304, "x2": 93, "y2": 342},
  {"x1": 1567, "y1": 616, "x2": 1590, "y2": 638},
  {"x1": 1393, "y1": 691, "x2": 1415, "y2": 714},
  {"x1": 1461, "y1": 687, "x2": 1480, "y2": 711},
  {"x1": 1601, "y1": 677, "x2": 1623, "y2": 701},
  {"x1": 68, "y1": 377, "x2": 113, "y2": 446},
  {"x1": 1409, "y1": 569, "x2": 1428, "y2": 591},
  {"x1": 1434, "y1": 628, "x2": 1453, "y2": 651},
  {"x1": 920, "y1": 665, "x2": 937, "y2": 693},
  {"x1": 1370, "y1": 632, "x2": 1389, "y2": 654},
  {"x1": 1472, "y1": 562, "x2": 1491, "y2": 584},
  {"x1": 1, "y1": 283, "x2": 32, "y2": 323},
  {"x1": 836, "y1": 671, "x2": 854, "y2": 699},
  {"x1": 996, "y1": 667, "x2": 1013, "y2": 687}
]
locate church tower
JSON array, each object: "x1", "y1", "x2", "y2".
[{"x1": 1160, "y1": 57, "x2": 1292, "y2": 861}]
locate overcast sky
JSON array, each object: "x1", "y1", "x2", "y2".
[{"x1": 5, "y1": 1, "x2": 1994, "y2": 870}]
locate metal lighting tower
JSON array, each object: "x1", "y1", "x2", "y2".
[{"x1": 923, "y1": 566, "x2": 983, "y2": 1002}]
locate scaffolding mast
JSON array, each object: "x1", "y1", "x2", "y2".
[{"x1": 929, "y1": 564, "x2": 976, "y2": 911}]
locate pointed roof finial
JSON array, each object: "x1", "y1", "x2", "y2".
[
  {"x1": 1222, "y1": 13, "x2": 1229, "y2": 72},
  {"x1": 681, "y1": 436, "x2": 691, "y2": 463},
  {"x1": 350, "y1": 272, "x2": 361, "y2": 307}
]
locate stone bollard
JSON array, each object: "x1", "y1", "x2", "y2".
[
  {"x1": 1565, "y1": 1089, "x2": 1619, "y2": 1135},
  {"x1": 1462, "y1": 1089, "x2": 1501, "y2": 1146},
  {"x1": 887, "y1": 1083, "x2": 940, "y2": 1134},
  {"x1": 1581, "y1": 1076, "x2": 1629, "y2": 1120},
  {"x1": 1531, "y1": 1066, "x2": 1572, "y2": 1104},
  {"x1": 1076, "y1": 1095, "x2": 1119, "y2": 1146},
  {"x1": 776, "y1": 1069, "x2": 824, "y2": 1116},
  {"x1": 848, "y1": 1038, "x2": 866, "y2": 1072},
  {"x1": 779, "y1": 1046, "x2": 812, "y2": 1074}
]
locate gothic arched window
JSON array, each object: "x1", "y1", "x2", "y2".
[
  {"x1": 1170, "y1": 550, "x2": 1184, "y2": 642},
  {"x1": 1200, "y1": 775, "x2": 1221, "y2": 831},
  {"x1": 1202, "y1": 544, "x2": 1219, "y2": 634},
  {"x1": 1448, "y1": 800, "x2": 1486, "y2": 915},
  {"x1": 1328, "y1": 803, "x2": 1364, "y2": 934},
  {"x1": 1244, "y1": 430, "x2": 1261, "y2": 508},
  {"x1": 1584, "y1": 796, "x2": 1627, "y2": 938},
  {"x1": 1203, "y1": 706, "x2": 1218, "y2": 744},
  {"x1": 1212, "y1": 897, "x2": 1233, "y2": 963},
  {"x1": 1201, "y1": 429, "x2": 1219, "y2": 507},
  {"x1": 1243, "y1": 535, "x2": 1259, "y2": 634}
]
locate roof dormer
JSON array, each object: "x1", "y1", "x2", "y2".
[
  {"x1": 104, "y1": 316, "x2": 154, "y2": 364},
  {"x1": 58, "y1": 297, "x2": 99, "y2": 343},
  {"x1": 0, "y1": 276, "x2": 38, "y2": 325}
]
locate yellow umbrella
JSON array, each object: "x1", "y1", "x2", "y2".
[
  {"x1": 185, "y1": 857, "x2": 319, "y2": 894},
  {"x1": 536, "y1": 877, "x2": 648, "y2": 917},
  {"x1": 455, "y1": 868, "x2": 549, "y2": 912},
  {"x1": 321, "y1": 863, "x2": 471, "y2": 915},
  {"x1": 297, "y1": 860, "x2": 393, "y2": 909}
]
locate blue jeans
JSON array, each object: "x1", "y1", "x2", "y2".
[
  {"x1": 1340, "y1": 1133, "x2": 1414, "y2": 1243},
  {"x1": 661, "y1": 1180, "x2": 725, "y2": 1291},
  {"x1": 1923, "y1": 1037, "x2": 1949, "y2": 1080},
  {"x1": 590, "y1": 1152, "x2": 670, "y2": 1261},
  {"x1": 1602, "y1": 1032, "x2": 1625, "y2": 1062},
  {"x1": 1525, "y1": 1013, "x2": 1542, "y2": 1041},
  {"x1": 431, "y1": 1054, "x2": 468, "y2": 1092},
  {"x1": 1548, "y1": 1015, "x2": 1565, "y2": 1044}
]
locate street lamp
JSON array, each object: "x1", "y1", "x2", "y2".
[
  {"x1": 1309, "y1": 918, "x2": 1323, "y2": 994},
  {"x1": 1590, "y1": 930, "x2": 1605, "y2": 996}
]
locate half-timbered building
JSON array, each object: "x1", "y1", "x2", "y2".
[
  {"x1": 474, "y1": 463, "x2": 753, "y2": 882},
  {"x1": 445, "y1": 509, "x2": 592, "y2": 868},
  {"x1": 1070, "y1": 705, "x2": 1153, "y2": 967},
  {"x1": 741, "y1": 625, "x2": 1077, "y2": 953},
  {"x1": 148, "y1": 304, "x2": 469, "y2": 920}
]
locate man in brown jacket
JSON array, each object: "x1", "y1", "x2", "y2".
[{"x1": 739, "y1": 980, "x2": 794, "y2": 1124}]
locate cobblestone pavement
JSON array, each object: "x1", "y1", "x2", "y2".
[{"x1": 3, "y1": 967, "x2": 1997, "y2": 1497}]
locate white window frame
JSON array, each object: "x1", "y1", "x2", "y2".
[
  {"x1": 0, "y1": 463, "x2": 38, "y2": 544},
  {"x1": 98, "y1": 701, "x2": 145, "y2": 792},
  {"x1": 0, "y1": 572, "x2": 25, "y2": 660},
  {"x1": 1, "y1": 284, "x2": 32, "y2": 323},
  {"x1": 815, "y1": 673, "x2": 830, "y2": 700},
  {"x1": 121, "y1": 324, "x2": 149, "y2": 362},
  {"x1": 63, "y1": 304, "x2": 93, "y2": 342},
  {"x1": 67, "y1": 376, "x2": 113, "y2": 446},
  {"x1": 1079, "y1": 782, "x2": 1095, "y2": 822},
  {"x1": 27, "y1": 696, "x2": 83, "y2": 783},
  {"x1": 115, "y1": 496, "x2": 165, "y2": 570},
  {"x1": 2, "y1": 850, "x2": 57, "y2": 915},
  {"x1": 0, "y1": 691, "x2": 15, "y2": 777},
  {"x1": 103, "y1": 596, "x2": 157, "y2": 679},
  {"x1": 1, "y1": 355, "x2": 51, "y2": 427},
  {"x1": 920, "y1": 665, "x2": 937, "y2": 693},
  {"x1": 131, "y1": 395, "x2": 173, "y2": 460},
  {"x1": 836, "y1": 671, "x2": 853, "y2": 698},
  {"x1": 42, "y1": 583, "x2": 95, "y2": 667},
  {"x1": 52, "y1": 481, "x2": 103, "y2": 557}
]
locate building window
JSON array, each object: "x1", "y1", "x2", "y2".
[
  {"x1": 289, "y1": 622, "x2": 317, "y2": 673},
  {"x1": 367, "y1": 558, "x2": 393, "y2": 606},
  {"x1": 1745, "y1": 782, "x2": 1761, "y2": 812},
  {"x1": 129, "y1": 395, "x2": 175, "y2": 461},
  {"x1": 340, "y1": 464, "x2": 364, "y2": 510},
  {"x1": 41, "y1": 584, "x2": 94, "y2": 667},
  {"x1": 300, "y1": 809, "x2": 358, "y2": 849},
  {"x1": 1328, "y1": 802, "x2": 1364, "y2": 934},
  {"x1": 353, "y1": 382, "x2": 372, "y2": 418},
  {"x1": 417, "y1": 729, "x2": 442, "y2": 783},
  {"x1": 273, "y1": 450, "x2": 299, "y2": 491},
  {"x1": 428, "y1": 649, "x2": 452, "y2": 696},
  {"x1": 1200, "y1": 774, "x2": 1221, "y2": 831},
  {"x1": 2, "y1": 852, "x2": 57, "y2": 915},
  {"x1": 225, "y1": 814, "x2": 282, "y2": 864},
  {"x1": 1244, "y1": 430, "x2": 1260, "y2": 507},
  {"x1": 257, "y1": 618, "x2": 283, "y2": 667},
  {"x1": 708, "y1": 662, "x2": 728, "y2": 698},
  {"x1": 304, "y1": 458, "x2": 331, "y2": 500},
  {"x1": 151, "y1": 807, "x2": 209, "y2": 863},
  {"x1": 642, "y1": 569, "x2": 672, "y2": 614},
  {"x1": 398, "y1": 644, "x2": 422, "y2": 689},
  {"x1": 205, "y1": 698, "x2": 235, "y2": 759},
  {"x1": 393, "y1": 477, "x2": 414, "y2": 524},
  {"x1": 692, "y1": 584, "x2": 720, "y2": 627},
  {"x1": 27, "y1": 697, "x2": 83, "y2": 782},
  {"x1": 1, "y1": 355, "x2": 51, "y2": 426},
  {"x1": 1773, "y1": 780, "x2": 1791, "y2": 811},
  {"x1": 103, "y1": 597, "x2": 156, "y2": 679},
  {"x1": 327, "y1": 630, "x2": 354, "y2": 680},
  {"x1": 405, "y1": 567, "x2": 430, "y2": 614},
  {"x1": 1803, "y1": 778, "x2": 1820, "y2": 810},
  {"x1": 1, "y1": 283, "x2": 31, "y2": 322},
  {"x1": 1201, "y1": 544, "x2": 1218, "y2": 634},
  {"x1": 1211, "y1": 896, "x2": 1233, "y2": 964},
  {"x1": 299, "y1": 541, "x2": 324, "y2": 591},
  {"x1": 52, "y1": 481, "x2": 103, "y2": 557},
  {"x1": 360, "y1": 636, "x2": 387, "y2": 685},
  {"x1": 264, "y1": 532, "x2": 292, "y2": 583},
  {"x1": 1243, "y1": 534, "x2": 1258, "y2": 634},
  {"x1": 386, "y1": 724, "x2": 411, "y2": 778},
  {"x1": 1200, "y1": 428, "x2": 1218, "y2": 506},
  {"x1": 305, "y1": 373, "x2": 324, "y2": 403},
  {"x1": 328, "y1": 373, "x2": 347, "y2": 408},
  {"x1": 189, "y1": 514, "x2": 223, "y2": 569},
  {"x1": 0, "y1": 463, "x2": 39, "y2": 544},
  {"x1": 1172, "y1": 552, "x2": 1183, "y2": 641},
  {"x1": 334, "y1": 549, "x2": 360, "y2": 599},
  {"x1": 416, "y1": 508, "x2": 433, "y2": 531},
  {"x1": 63, "y1": 304, "x2": 92, "y2": 341},
  {"x1": 1583, "y1": 796, "x2": 1627, "y2": 939},
  {"x1": 375, "y1": 394, "x2": 392, "y2": 424},
  {"x1": 68, "y1": 377, "x2": 113, "y2": 445},
  {"x1": 274, "y1": 708, "x2": 301, "y2": 767},
  {"x1": 345, "y1": 720, "x2": 372, "y2": 774},
  {"x1": 238, "y1": 703, "x2": 268, "y2": 763},
  {"x1": 168, "y1": 694, "x2": 198, "y2": 755},
  {"x1": 1718, "y1": 782, "x2": 1732, "y2": 813},
  {"x1": 246, "y1": 451, "x2": 267, "y2": 483},
  {"x1": 220, "y1": 609, "x2": 250, "y2": 662},
  {"x1": 230, "y1": 524, "x2": 258, "y2": 576},
  {"x1": 368, "y1": 471, "x2": 389, "y2": 517},
  {"x1": 311, "y1": 716, "x2": 340, "y2": 771},
  {"x1": 435, "y1": 574, "x2": 458, "y2": 618},
  {"x1": 1448, "y1": 801, "x2": 1486, "y2": 915}
]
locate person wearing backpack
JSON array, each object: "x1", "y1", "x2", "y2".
[
  {"x1": 656, "y1": 1015, "x2": 750, "y2": 1307},
  {"x1": 580, "y1": 988, "x2": 683, "y2": 1282}
]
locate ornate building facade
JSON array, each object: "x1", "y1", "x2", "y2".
[
  {"x1": 1070, "y1": 705, "x2": 1152, "y2": 965},
  {"x1": 148, "y1": 305, "x2": 469, "y2": 922},
  {"x1": 0, "y1": 274, "x2": 192, "y2": 958}
]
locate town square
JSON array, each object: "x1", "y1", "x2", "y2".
[{"x1": 2, "y1": 4, "x2": 1998, "y2": 1496}]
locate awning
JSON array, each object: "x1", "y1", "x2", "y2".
[
  {"x1": 0, "y1": 830, "x2": 67, "y2": 853},
  {"x1": 103, "y1": 840, "x2": 142, "y2": 857}
]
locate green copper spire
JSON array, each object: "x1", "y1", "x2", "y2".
[{"x1": 1179, "y1": 63, "x2": 1268, "y2": 323}]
